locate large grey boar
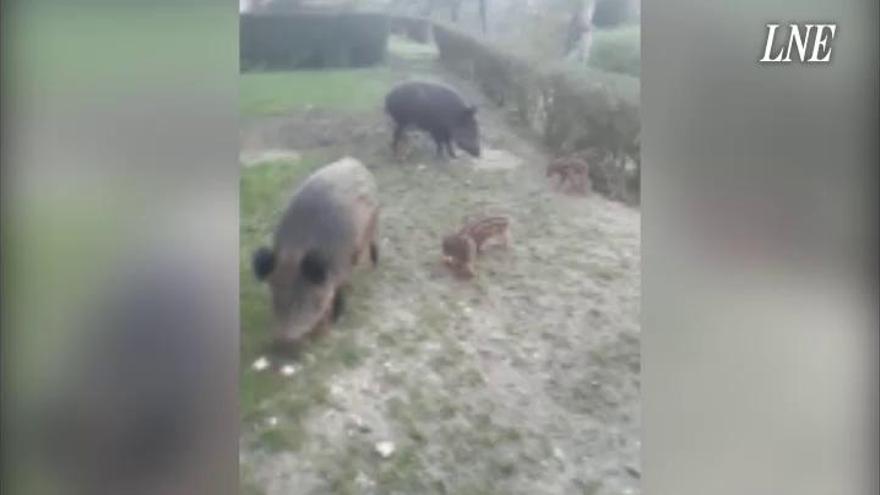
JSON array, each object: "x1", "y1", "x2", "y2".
[
  {"x1": 252, "y1": 157, "x2": 379, "y2": 347},
  {"x1": 385, "y1": 80, "x2": 481, "y2": 159}
]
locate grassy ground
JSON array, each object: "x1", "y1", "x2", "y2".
[
  {"x1": 240, "y1": 68, "x2": 396, "y2": 117},
  {"x1": 240, "y1": 37, "x2": 640, "y2": 495}
]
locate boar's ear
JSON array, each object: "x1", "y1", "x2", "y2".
[
  {"x1": 300, "y1": 250, "x2": 328, "y2": 285},
  {"x1": 457, "y1": 105, "x2": 477, "y2": 122},
  {"x1": 252, "y1": 246, "x2": 276, "y2": 281}
]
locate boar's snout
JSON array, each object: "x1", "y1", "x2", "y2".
[
  {"x1": 454, "y1": 133, "x2": 481, "y2": 158},
  {"x1": 273, "y1": 289, "x2": 333, "y2": 344},
  {"x1": 269, "y1": 250, "x2": 336, "y2": 344}
]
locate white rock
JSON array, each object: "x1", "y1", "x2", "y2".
[
  {"x1": 252, "y1": 356, "x2": 270, "y2": 371},
  {"x1": 375, "y1": 441, "x2": 396, "y2": 458},
  {"x1": 553, "y1": 447, "x2": 565, "y2": 460},
  {"x1": 280, "y1": 365, "x2": 296, "y2": 376},
  {"x1": 266, "y1": 416, "x2": 279, "y2": 427}
]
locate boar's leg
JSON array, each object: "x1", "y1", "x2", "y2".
[
  {"x1": 577, "y1": 172, "x2": 588, "y2": 194},
  {"x1": 354, "y1": 209, "x2": 379, "y2": 268},
  {"x1": 392, "y1": 124, "x2": 406, "y2": 158},
  {"x1": 459, "y1": 260, "x2": 476, "y2": 279},
  {"x1": 430, "y1": 130, "x2": 450, "y2": 159},
  {"x1": 366, "y1": 209, "x2": 379, "y2": 268},
  {"x1": 433, "y1": 137, "x2": 445, "y2": 158},
  {"x1": 445, "y1": 140, "x2": 458, "y2": 159},
  {"x1": 370, "y1": 242, "x2": 379, "y2": 267},
  {"x1": 465, "y1": 236, "x2": 478, "y2": 259},
  {"x1": 332, "y1": 287, "x2": 346, "y2": 322}
]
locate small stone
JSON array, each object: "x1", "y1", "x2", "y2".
[
  {"x1": 280, "y1": 365, "x2": 296, "y2": 376},
  {"x1": 266, "y1": 416, "x2": 279, "y2": 428},
  {"x1": 252, "y1": 356, "x2": 270, "y2": 371},
  {"x1": 375, "y1": 441, "x2": 395, "y2": 459},
  {"x1": 349, "y1": 414, "x2": 371, "y2": 433},
  {"x1": 553, "y1": 447, "x2": 565, "y2": 460}
]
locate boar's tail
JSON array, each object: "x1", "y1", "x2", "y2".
[{"x1": 252, "y1": 246, "x2": 276, "y2": 281}]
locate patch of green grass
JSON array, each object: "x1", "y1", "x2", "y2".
[
  {"x1": 240, "y1": 464, "x2": 266, "y2": 495},
  {"x1": 318, "y1": 445, "x2": 364, "y2": 495},
  {"x1": 240, "y1": 68, "x2": 395, "y2": 116},
  {"x1": 419, "y1": 299, "x2": 452, "y2": 334},
  {"x1": 336, "y1": 334, "x2": 369, "y2": 369},
  {"x1": 257, "y1": 425, "x2": 307, "y2": 454},
  {"x1": 588, "y1": 25, "x2": 641, "y2": 78},
  {"x1": 375, "y1": 444, "x2": 428, "y2": 492}
]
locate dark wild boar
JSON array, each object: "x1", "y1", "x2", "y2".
[
  {"x1": 252, "y1": 157, "x2": 379, "y2": 348},
  {"x1": 385, "y1": 80, "x2": 481, "y2": 159}
]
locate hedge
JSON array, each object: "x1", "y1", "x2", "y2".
[
  {"x1": 390, "y1": 15, "x2": 433, "y2": 44},
  {"x1": 433, "y1": 22, "x2": 640, "y2": 204},
  {"x1": 240, "y1": 13, "x2": 390, "y2": 71}
]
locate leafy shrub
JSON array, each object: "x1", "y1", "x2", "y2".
[
  {"x1": 433, "y1": 22, "x2": 640, "y2": 204},
  {"x1": 390, "y1": 15, "x2": 433, "y2": 44}
]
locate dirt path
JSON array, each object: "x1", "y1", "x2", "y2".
[{"x1": 240, "y1": 47, "x2": 640, "y2": 495}]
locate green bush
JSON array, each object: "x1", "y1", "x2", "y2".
[
  {"x1": 390, "y1": 15, "x2": 433, "y2": 44},
  {"x1": 433, "y1": 22, "x2": 640, "y2": 203},
  {"x1": 240, "y1": 13, "x2": 390, "y2": 71}
]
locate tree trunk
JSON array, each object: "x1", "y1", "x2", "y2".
[{"x1": 564, "y1": 0, "x2": 595, "y2": 62}]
